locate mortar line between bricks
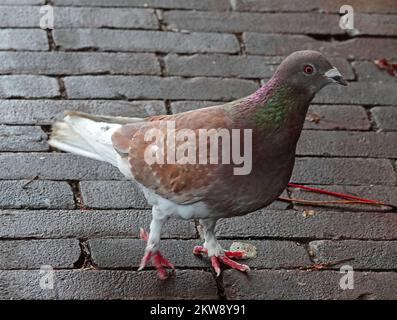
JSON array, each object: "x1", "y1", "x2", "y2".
[
  {"x1": 234, "y1": 32, "x2": 245, "y2": 55},
  {"x1": 0, "y1": 48, "x2": 393, "y2": 60},
  {"x1": 5, "y1": 176, "x2": 397, "y2": 187},
  {"x1": 3, "y1": 3, "x2": 395, "y2": 15},
  {"x1": 0, "y1": 205, "x2": 397, "y2": 215},
  {"x1": 2, "y1": 236, "x2": 396, "y2": 242},
  {"x1": 3, "y1": 266, "x2": 397, "y2": 273},
  {"x1": 86, "y1": 267, "x2": 397, "y2": 273},
  {"x1": 2, "y1": 26, "x2": 397, "y2": 39},
  {"x1": 4, "y1": 98, "x2": 395, "y2": 108},
  {"x1": 4, "y1": 97, "x2": 395, "y2": 107}
]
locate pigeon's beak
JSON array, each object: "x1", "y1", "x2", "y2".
[{"x1": 325, "y1": 67, "x2": 348, "y2": 86}]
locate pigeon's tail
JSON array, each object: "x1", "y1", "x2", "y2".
[{"x1": 48, "y1": 111, "x2": 144, "y2": 166}]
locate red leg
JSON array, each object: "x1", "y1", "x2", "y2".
[{"x1": 210, "y1": 256, "x2": 221, "y2": 276}]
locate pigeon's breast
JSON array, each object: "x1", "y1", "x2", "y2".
[{"x1": 205, "y1": 150, "x2": 295, "y2": 218}]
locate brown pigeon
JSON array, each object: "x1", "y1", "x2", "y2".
[{"x1": 49, "y1": 50, "x2": 347, "y2": 279}]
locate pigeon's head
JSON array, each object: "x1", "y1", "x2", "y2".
[{"x1": 275, "y1": 50, "x2": 347, "y2": 94}]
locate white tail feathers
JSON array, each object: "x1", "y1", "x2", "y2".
[{"x1": 49, "y1": 112, "x2": 143, "y2": 166}]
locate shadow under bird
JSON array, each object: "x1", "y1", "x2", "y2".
[{"x1": 49, "y1": 50, "x2": 347, "y2": 279}]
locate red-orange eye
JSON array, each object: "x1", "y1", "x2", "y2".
[{"x1": 304, "y1": 65, "x2": 314, "y2": 74}]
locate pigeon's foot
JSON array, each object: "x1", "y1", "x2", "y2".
[
  {"x1": 139, "y1": 228, "x2": 175, "y2": 280},
  {"x1": 138, "y1": 250, "x2": 175, "y2": 279},
  {"x1": 193, "y1": 245, "x2": 250, "y2": 277}
]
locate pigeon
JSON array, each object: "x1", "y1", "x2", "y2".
[{"x1": 49, "y1": 50, "x2": 347, "y2": 279}]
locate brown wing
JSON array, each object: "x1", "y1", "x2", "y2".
[{"x1": 111, "y1": 105, "x2": 232, "y2": 204}]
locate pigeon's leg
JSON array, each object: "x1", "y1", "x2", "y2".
[
  {"x1": 194, "y1": 218, "x2": 250, "y2": 276},
  {"x1": 138, "y1": 206, "x2": 174, "y2": 280}
]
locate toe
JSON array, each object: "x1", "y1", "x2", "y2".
[
  {"x1": 138, "y1": 251, "x2": 152, "y2": 271},
  {"x1": 139, "y1": 228, "x2": 149, "y2": 241},
  {"x1": 224, "y1": 250, "x2": 246, "y2": 259},
  {"x1": 219, "y1": 255, "x2": 250, "y2": 272},
  {"x1": 193, "y1": 246, "x2": 208, "y2": 255},
  {"x1": 156, "y1": 252, "x2": 175, "y2": 270}
]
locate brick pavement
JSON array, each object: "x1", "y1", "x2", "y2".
[{"x1": 0, "y1": 0, "x2": 396, "y2": 300}]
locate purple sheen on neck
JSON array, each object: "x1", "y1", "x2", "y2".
[{"x1": 247, "y1": 75, "x2": 280, "y2": 104}]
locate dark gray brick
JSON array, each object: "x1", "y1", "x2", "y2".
[
  {"x1": 305, "y1": 105, "x2": 370, "y2": 130},
  {"x1": 309, "y1": 240, "x2": 397, "y2": 270},
  {"x1": 215, "y1": 209, "x2": 397, "y2": 240},
  {"x1": 297, "y1": 131, "x2": 397, "y2": 158},
  {"x1": 89, "y1": 239, "x2": 310, "y2": 269},
  {"x1": 53, "y1": 7, "x2": 158, "y2": 29},
  {"x1": 0, "y1": 29, "x2": 48, "y2": 51},
  {"x1": 353, "y1": 61, "x2": 397, "y2": 83},
  {"x1": 163, "y1": 11, "x2": 342, "y2": 34},
  {"x1": 77, "y1": 179, "x2": 291, "y2": 211},
  {"x1": 371, "y1": 107, "x2": 397, "y2": 131},
  {"x1": 0, "y1": 76, "x2": 59, "y2": 98},
  {"x1": 0, "y1": 0, "x2": 43, "y2": 4},
  {"x1": 244, "y1": 33, "x2": 397, "y2": 60},
  {"x1": 171, "y1": 100, "x2": 220, "y2": 114},
  {"x1": 0, "y1": 6, "x2": 38, "y2": 27},
  {"x1": 0, "y1": 209, "x2": 197, "y2": 239},
  {"x1": 0, "y1": 126, "x2": 48, "y2": 152},
  {"x1": 292, "y1": 158, "x2": 396, "y2": 186},
  {"x1": 64, "y1": 76, "x2": 258, "y2": 100},
  {"x1": 0, "y1": 52, "x2": 161, "y2": 75},
  {"x1": 232, "y1": 0, "x2": 397, "y2": 14},
  {"x1": 289, "y1": 185, "x2": 397, "y2": 212},
  {"x1": 0, "y1": 180, "x2": 74, "y2": 209},
  {"x1": 354, "y1": 13, "x2": 397, "y2": 36},
  {"x1": 231, "y1": 0, "x2": 321, "y2": 12},
  {"x1": 80, "y1": 181, "x2": 149, "y2": 209},
  {"x1": 54, "y1": 29, "x2": 239, "y2": 54},
  {"x1": 0, "y1": 100, "x2": 166, "y2": 125},
  {"x1": 224, "y1": 269, "x2": 397, "y2": 299},
  {"x1": 52, "y1": 0, "x2": 230, "y2": 10},
  {"x1": 165, "y1": 55, "x2": 353, "y2": 80},
  {"x1": 165, "y1": 54, "x2": 277, "y2": 79},
  {"x1": 313, "y1": 82, "x2": 397, "y2": 106},
  {"x1": 0, "y1": 7, "x2": 153, "y2": 29},
  {"x1": 0, "y1": 239, "x2": 80, "y2": 269},
  {"x1": 0, "y1": 153, "x2": 123, "y2": 180},
  {"x1": 0, "y1": 270, "x2": 218, "y2": 300}
]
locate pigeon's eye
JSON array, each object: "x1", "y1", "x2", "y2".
[{"x1": 303, "y1": 65, "x2": 314, "y2": 75}]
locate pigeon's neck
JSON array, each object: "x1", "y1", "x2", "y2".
[
  {"x1": 247, "y1": 76, "x2": 313, "y2": 136},
  {"x1": 247, "y1": 76, "x2": 280, "y2": 105}
]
